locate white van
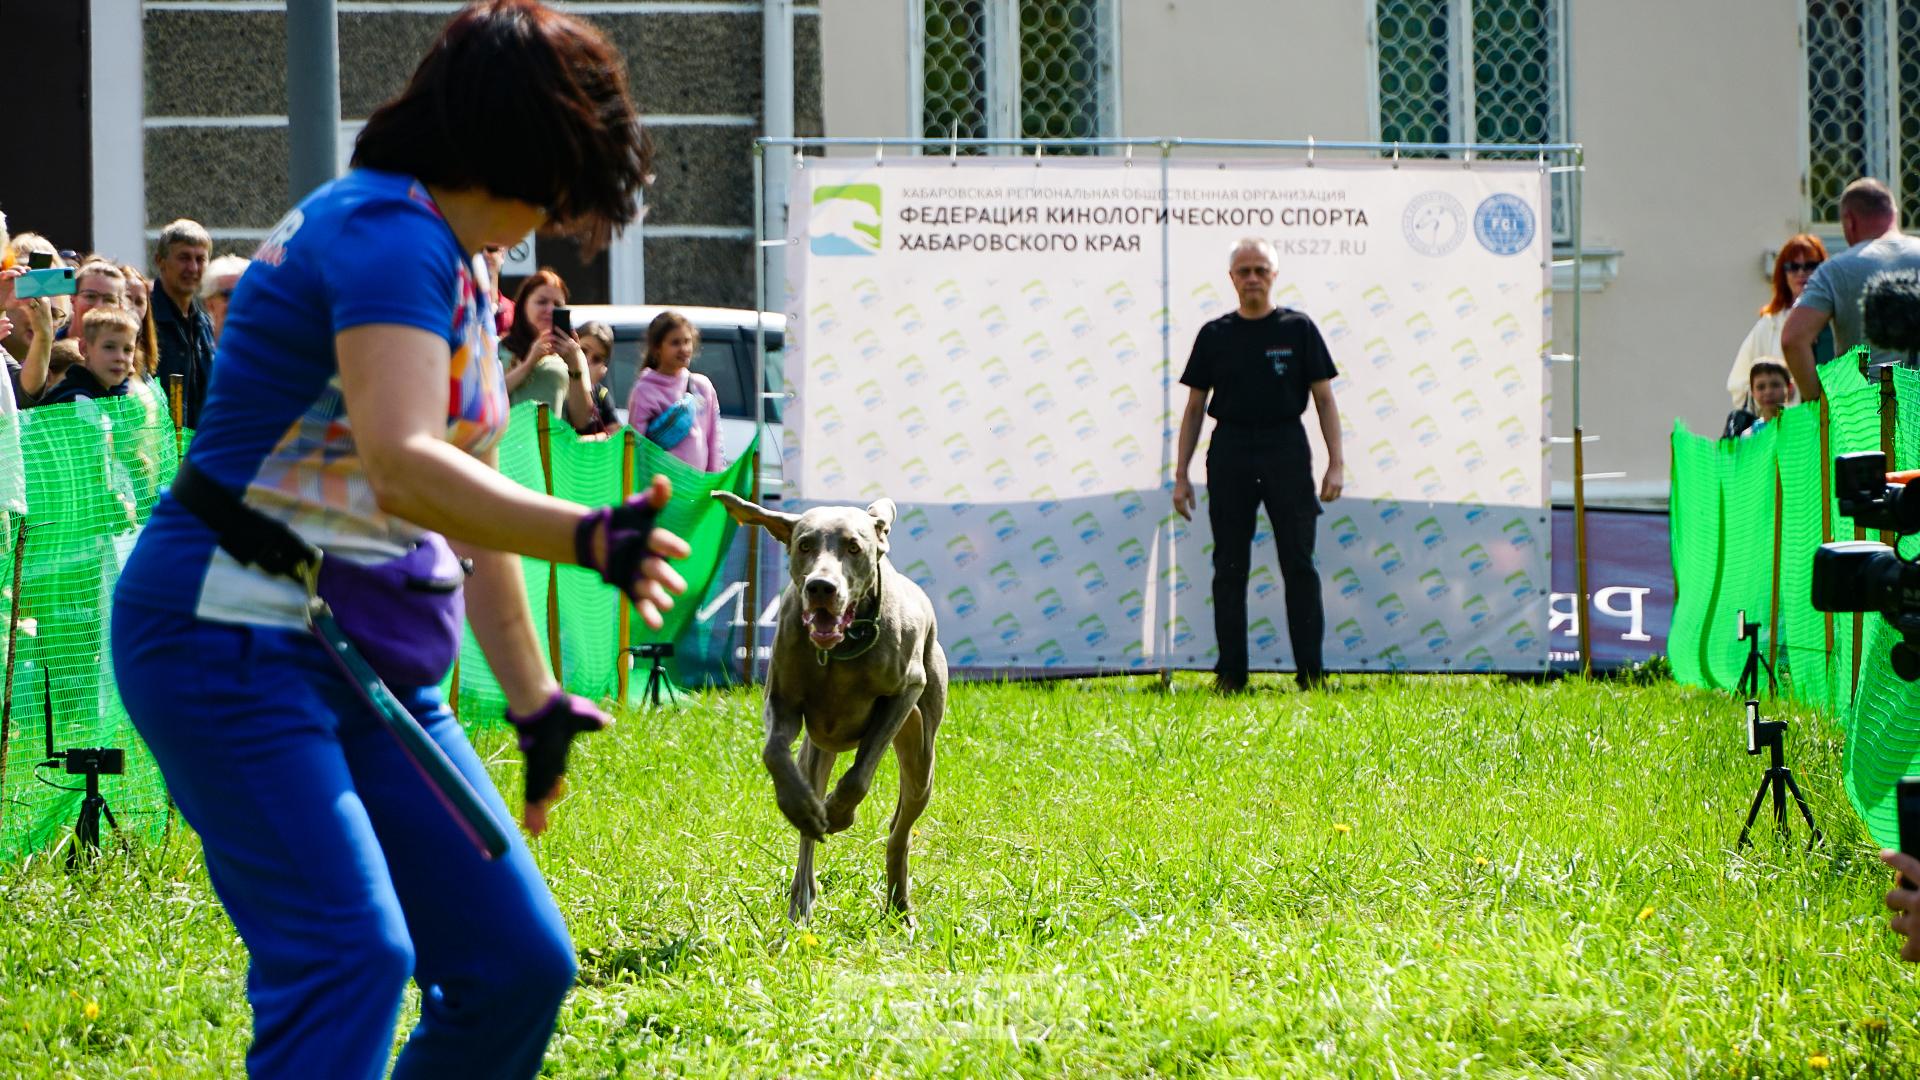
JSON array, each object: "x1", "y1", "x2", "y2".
[{"x1": 564, "y1": 304, "x2": 787, "y2": 498}]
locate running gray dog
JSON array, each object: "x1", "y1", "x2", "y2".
[{"x1": 713, "y1": 492, "x2": 948, "y2": 924}]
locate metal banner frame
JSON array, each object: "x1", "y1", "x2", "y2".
[{"x1": 749, "y1": 136, "x2": 1589, "y2": 679}]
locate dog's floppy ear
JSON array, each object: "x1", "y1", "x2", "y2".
[
  {"x1": 713, "y1": 491, "x2": 798, "y2": 544},
  {"x1": 865, "y1": 498, "x2": 896, "y2": 555}
]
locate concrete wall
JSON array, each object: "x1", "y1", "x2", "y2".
[
  {"x1": 822, "y1": 0, "x2": 910, "y2": 138},
  {"x1": 1549, "y1": 0, "x2": 1804, "y2": 503},
  {"x1": 138, "y1": 2, "x2": 823, "y2": 309},
  {"x1": 812, "y1": 0, "x2": 1814, "y2": 502},
  {"x1": 1118, "y1": 1, "x2": 1371, "y2": 141}
]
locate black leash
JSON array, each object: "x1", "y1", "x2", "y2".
[{"x1": 172, "y1": 461, "x2": 510, "y2": 860}]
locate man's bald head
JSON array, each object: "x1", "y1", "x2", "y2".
[
  {"x1": 1841, "y1": 178, "x2": 1898, "y2": 244},
  {"x1": 1227, "y1": 237, "x2": 1278, "y2": 269}
]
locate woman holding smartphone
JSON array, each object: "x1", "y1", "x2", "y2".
[{"x1": 110, "y1": 4, "x2": 685, "y2": 1076}]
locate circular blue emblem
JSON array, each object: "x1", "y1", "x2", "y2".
[
  {"x1": 1402, "y1": 191, "x2": 1468, "y2": 257},
  {"x1": 1474, "y1": 194, "x2": 1536, "y2": 256}
]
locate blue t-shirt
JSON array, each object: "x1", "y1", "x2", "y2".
[{"x1": 117, "y1": 170, "x2": 509, "y2": 628}]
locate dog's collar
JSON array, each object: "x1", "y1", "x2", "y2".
[{"x1": 816, "y1": 568, "x2": 884, "y2": 665}]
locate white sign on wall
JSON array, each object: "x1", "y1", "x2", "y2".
[{"x1": 786, "y1": 157, "x2": 1550, "y2": 674}]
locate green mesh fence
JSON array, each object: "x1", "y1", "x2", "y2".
[
  {"x1": 1776, "y1": 404, "x2": 1840, "y2": 710},
  {"x1": 1, "y1": 394, "x2": 753, "y2": 863},
  {"x1": 451, "y1": 404, "x2": 757, "y2": 722},
  {"x1": 1666, "y1": 348, "x2": 1920, "y2": 847},
  {"x1": 0, "y1": 383, "x2": 179, "y2": 861},
  {"x1": 1668, "y1": 421, "x2": 1778, "y2": 689}
]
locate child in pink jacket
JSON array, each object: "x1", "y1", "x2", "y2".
[{"x1": 626, "y1": 310, "x2": 724, "y2": 472}]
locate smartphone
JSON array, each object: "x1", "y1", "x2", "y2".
[
  {"x1": 1898, "y1": 776, "x2": 1920, "y2": 889},
  {"x1": 551, "y1": 306, "x2": 572, "y2": 336},
  {"x1": 15, "y1": 266, "x2": 76, "y2": 300}
]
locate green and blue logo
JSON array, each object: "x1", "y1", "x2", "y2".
[
  {"x1": 947, "y1": 586, "x2": 979, "y2": 617},
  {"x1": 1377, "y1": 592, "x2": 1408, "y2": 627},
  {"x1": 1078, "y1": 561, "x2": 1109, "y2": 595},
  {"x1": 1459, "y1": 543, "x2": 1492, "y2": 576},
  {"x1": 1032, "y1": 536, "x2": 1063, "y2": 568},
  {"x1": 809, "y1": 183, "x2": 882, "y2": 256},
  {"x1": 987, "y1": 509, "x2": 1020, "y2": 542},
  {"x1": 988, "y1": 559, "x2": 1021, "y2": 592},
  {"x1": 1035, "y1": 587, "x2": 1065, "y2": 620},
  {"x1": 1461, "y1": 593, "x2": 1490, "y2": 626},
  {"x1": 1331, "y1": 514, "x2": 1361, "y2": 548}
]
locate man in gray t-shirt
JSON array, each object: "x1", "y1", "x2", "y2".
[{"x1": 1786, "y1": 178, "x2": 1920, "y2": 400}]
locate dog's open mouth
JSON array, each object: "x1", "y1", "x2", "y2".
[{"x1": 806, "y1": 606, "x2": 855, "y2": 648}]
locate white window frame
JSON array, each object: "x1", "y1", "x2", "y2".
[
  {"x1": 1365, "y1": 0, "x2": 1574, "y2": 245},
  {"x1": 1800, "y1": 0, "x2": 1902, "y2": 226},
  {"x1": 908, "y1": 0, "x2": 1123, "y2": 149}
]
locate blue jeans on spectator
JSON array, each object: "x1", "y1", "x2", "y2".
[{"x1": 111, "y1": 601, "x2": 575, "y2": 1080}]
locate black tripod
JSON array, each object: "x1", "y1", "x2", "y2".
[
  {"x1": 1736, "y1": 699, "x2": 1821, "y2": 850},
  {"x1": 61, "y1": 752, "x2": 123, "y2": 868},
  {"x1": 38, "y1": 670, "x2": 124, "y2": 867},
  {"x1": 625, "y1": 642, "x2": 679, "y2": 707},
  {"x1": 1735, "y1": 612, "x2": 1776, "y2": 699}
]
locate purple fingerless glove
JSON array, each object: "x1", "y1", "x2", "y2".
[
  {"x1": 575, "y1": 495, "x2": 662, "y2": 603},
  {"x1": 507, "y1": 689, "x2": 608, "y2": 804}
]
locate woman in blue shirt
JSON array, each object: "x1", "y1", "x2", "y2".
[{"x1": 111, "y1": 3, "x2": 682, "y2": 1076}]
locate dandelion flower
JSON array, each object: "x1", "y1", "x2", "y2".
[
  {"x1": 1863, "y1": 1018, "x2": 1888, "y2": 1032},
  {"x1": 1333, "y1": 823, "x2": 1352, "y2": 834},
  {"x1": 1637, "y1": 905, "x2": 1655, "y2": 921},
  {"x1": 1474, "y1": 856, "x2": 1489, "y2": 867},
  {"x1": 798, "y1": 932, "x2": 820, "y2": 948},
  {"x1": 1808, "y1": 1054, "x2": 1830, "y2": 1069},
  {"x1": 82, "y1": 1000, "x2": 99, "y2": 1021}
]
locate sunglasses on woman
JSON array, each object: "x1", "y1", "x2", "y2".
[{"x1": 1783, "y1": 259, "x2": 1823, "y2": 274}]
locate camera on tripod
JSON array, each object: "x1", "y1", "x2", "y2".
[
  {"x1": 60, "y1": 747, "x2": 123, "y2": 776},
  {"x1": 1812, "y1": 452, "x2": 1920, "y2": 679}
]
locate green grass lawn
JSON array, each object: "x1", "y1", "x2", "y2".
[{"x1": 1, "y1": 675, "x2": 1915, "y2": 1077}]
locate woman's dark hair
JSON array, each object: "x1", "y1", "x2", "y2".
[
  {"x1": 501, "y1": 267, "x2": 569, "y2": 360},
  {"x1": 350, "y1": 0, "x2": 651, "y2": 257},
  {"x1": 643, "y1": 310, "x2": 699, "y2": 371}
]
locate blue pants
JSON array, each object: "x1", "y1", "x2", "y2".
[{"x1": 112, "y1": 602, "x2": 576, "y2": 1079}]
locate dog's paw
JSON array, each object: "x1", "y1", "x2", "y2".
[
  {"x1": 823, "y1": 789, "x2": 862, "y2": 834},
  {"x1": 776, "y1": 787, "x2": 830, "y2": 839}
]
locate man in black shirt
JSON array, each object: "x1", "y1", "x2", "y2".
[
  {"x1": 150, "y1": 219, "x2": 216, "y2": 429},
  {"x1": 1172, "y1": 238, "x2": 1345, "y2": 693}
]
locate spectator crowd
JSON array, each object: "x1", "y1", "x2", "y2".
[
  {"x1": 0, "y1": 212, "x2": 725, "y2": 467},
  {"x1": 1725, "y1": 176, "x2": 1920, "y2": 435}
]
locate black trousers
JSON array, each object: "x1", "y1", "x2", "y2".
[{"x1": 1206, "y1": 427, "x2": 1324, "y2": 684}]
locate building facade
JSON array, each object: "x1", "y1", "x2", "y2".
[
  {"x1": 27, "y1": 0, "x2": 823, "y2": 310},
  {"x1": 13, "y1": 1, "x2": 1910, "y2": 500}
]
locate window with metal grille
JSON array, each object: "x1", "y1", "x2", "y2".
[
  {"x1": 1372, "y1": 0, "x2": 1571, "y2": 241},
  {"x1": 1803, "y1": 0, "x2": 1920, "y2": 225},
  {"x1": 916, "y1": 0, "x2": 1119, "y2": 152}
]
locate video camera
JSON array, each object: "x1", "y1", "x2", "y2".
[{"x1": 1812, "y1": 452, "x2": 1920, "y2": 679}]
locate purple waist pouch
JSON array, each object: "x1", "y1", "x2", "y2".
[{"x1": 315, "y1": 533, "x2": 467, "y2": 688}]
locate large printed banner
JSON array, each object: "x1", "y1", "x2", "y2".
[{"x1": 787, "y1": 157, "x2": 1550, "y2": 673}]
